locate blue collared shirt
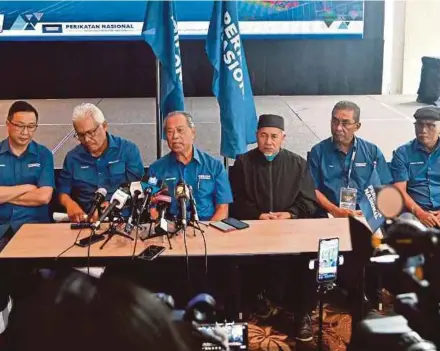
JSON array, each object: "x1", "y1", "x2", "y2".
[
  {"x1": 390, "y1": 138, "x2": 440, "y2": 210},
  {"x1": 0, "y1": 138, "x2": 54, "y2": 237},
  {"x1": 148, "y1": 147, "x2": 233, "y2": 221},
  {"x1": 308, "y1": 137, "x2": 392, "y2": 208},
  {"x1": 57, "y1": 133, "x2": 144, "y2": 212}
]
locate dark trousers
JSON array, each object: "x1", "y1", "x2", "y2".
[
  {"x1": 243, "y1": 255, "x2": 318, "y2": 316},
  {"x1": 0, "y1": 228, "x2": 14, "y2": 311}
]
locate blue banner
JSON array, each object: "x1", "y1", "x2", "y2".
[
  {"x1": 359, "y1": 169, "x2": 385, "y2": 233},
  {"x1": 142, "y1": 1, "x2": 185, "y2": 117},
  {"x1": 206, "y1": 1, "x2": 257, "y2": 159}
]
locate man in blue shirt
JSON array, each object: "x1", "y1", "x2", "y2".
[
  {"x1": 148, "y1": 111, "x2": 232, "y2": 221},
  {"x1": 390, "y1": 107, "x2": 440, "y2": 227},
  {"x1": 308, "y1": 101, "x2": 392, "y2": 217},
  {"x1": 0, "y1": 101, "x2": 54, "y2": 333},
  {"x1": 58, "y1": 103, "x2": 144, "y2": 223}
]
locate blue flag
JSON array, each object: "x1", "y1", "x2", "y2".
[
  {"x1": 359, "y1": 168, "x2": 385, "y2": 233},
  {"x1": 205, "y1": 1, "x2": 257, "y2": 159},
  {"x1": 142, "y1": 0, "x2": 184, "y2": 117}
]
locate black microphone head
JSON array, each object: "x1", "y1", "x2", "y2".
[{"x1": 175, "y1": 180, "x2": 189, "y2": 200}]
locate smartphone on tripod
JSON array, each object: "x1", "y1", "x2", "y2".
[{"x1": 317, "y1": 237, "x2": 340, "y2": 284}]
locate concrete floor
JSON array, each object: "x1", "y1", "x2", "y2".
[{"x1": 0, "y1": 95, "x2": 425, "y2": 168}]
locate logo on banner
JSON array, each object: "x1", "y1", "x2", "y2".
[
  {"x1": 10, "y1": 12, "x2": 44, "y2": 31},
  {"x1": 0, "y1": 14, "x2": 4, "y2": 33}
]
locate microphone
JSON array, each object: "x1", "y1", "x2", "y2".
[
  {"x1": 86, "y1": 188, "x2": 107, "y2": 220},
  {"x1": 175, "y1": 180, "x2": 190, "y2": 229},
  {"x1": 91, "y1": 188, "x2": 130, "y2": 229},
  {"x1": 155, "y1": 191, "x2": 172, "y2": 236},
  {"x1": 125, "y1": 182, "x2": 143, "y2": 233},
  {"x1": 188, "y1": 185, "x2": 199, "y2": 222},
  {"x1": 139, "y1": 177, "x2": 165, "y2": 217}
]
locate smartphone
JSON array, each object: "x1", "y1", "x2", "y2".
[
  {"x1": 221, "y1": 217, "x2": 249, "y2": 230},
  {"x1": 138, "y1": 245, "x2": 166, "y2": 261},
  {"x1": 317, "y1": 237, "x2": 340, "y2": 284},
  {"x1": 209, "y1": 221, "x2": 236, "y2": 232},
  {"x1": 198, "y1": 322, "x2": 248, "y2": 351},
  {"x1": 75, "y1": 234, "x2": 105, "y2": 247}
]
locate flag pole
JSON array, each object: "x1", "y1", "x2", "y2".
[
  {"x1": 155, "y1": 58, "x2": 163, "y2": 160},
  {"x1": 223, "y1": 157, "x2": 229, "y2": 172}
]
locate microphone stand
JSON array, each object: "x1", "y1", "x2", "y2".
[{"x1": 99, "y1": 211, "x2": 134, "y2": 250}]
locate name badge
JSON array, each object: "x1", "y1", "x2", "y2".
[
  {"x1": 28, "y1": 163, "x2": 41, "y2": 168},
  {"x1": 80, "y1": 165, "x2": 90, "y2": 169},
  {"x1": 355, "y1": 162, "x2": 367, "y2": 167},
  {"x1": 198, "y1": 174, "x2": 211, "y2": 180},
  {"x1": 339, "y1": 187, "x2": 357, "y2": 211},
  {"x1": 108, "y1": 160, "x2": 120, "y2": 164}
]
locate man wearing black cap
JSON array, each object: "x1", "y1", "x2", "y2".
[
  {"x1": 391, "y1": 106, "x2": 440, "y2": 227},
  {"x1": 230, "y1": 114, "x2": 318, "y2": 342}
]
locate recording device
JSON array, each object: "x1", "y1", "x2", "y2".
[
  {"x1": 222, "y1": 218, "x2": 249, "y2": 230},
  {"x1": 71, "y1": 222, "x2": 94, "y2": 230},
  {"x1": 155, "y1": 193, "x2": 172, "y2": 236},
  {"x1": 76, "y1": 234, "x2": 105, "y2": 247},
  {"x1": 91, "y1": 188, "x2": 130, "y2": 229},
  {"x1": 138, "y1": 245, "x2": 166, "y2": 261},
  {"x1": 209, "y1": 221, "x2": 236, "y2": 232},
  {"x1": 138, "y1": 177, "x2": 165, "y2": 218},
  {"x1": 317, "y1": 237, "x2": 340, "y2": 284},
  {"x1": 86, "y1": 188, "x2": 107, "y2": 220},
  {"x1": 198, "y1": 322, "x2": 248, "y2": 351},
  {"x1": 348, "y1": 185, "x2": 440, "y2": 350},
  {"x1": 175, "y1": 180, "x2": 190, "y2": 229},
  {"x1": 188, "y1": 185, "x2": 199, "y2": 222},
  {"x1": 124, "y1": 181, "x2": 143, "y2": 233}
]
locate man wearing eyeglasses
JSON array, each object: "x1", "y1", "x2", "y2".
[
  {"x1": 0, "y1": 100, "x2": 54, "y2": 333},
  {"x1": 57, "y1": 103, "x2": 144, "y2": 223},
  {"x1": 390, "y1": 107, "x2": 440, "y2": 227},
  {"x1": 308, "y1": 101, "x2": 392, "y2": 217}
]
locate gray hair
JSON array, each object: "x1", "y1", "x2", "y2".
[
  {"x1": 332, "y1": 101, "x2": 361, "y2": 123},
  {"x1": 163, "y1": 111, "x2": 195, "y2": 130},
  {"x1": 72, "y1": 103, "x2": 106, "y2": 125}
]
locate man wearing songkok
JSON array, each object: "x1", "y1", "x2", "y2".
[
  {"x1": 308, "y1": 100, "x2": 392, "y2": 217},
  {"x1": 149, "y1": 111, "x2": 233, "y2": 221},
  {"x1": 391, "y1": 106, "x2": 440, "y2": 227},
  {"x1": 230, "y1": 114, "x2": 318, "y2": 342},
  {"x1": 58, "y1": 103, "x2": 144, "y2": 223}
]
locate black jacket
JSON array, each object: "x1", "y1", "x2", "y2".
[{"x1": 230, "y1": 148, "x2": 318, "y2": 220}]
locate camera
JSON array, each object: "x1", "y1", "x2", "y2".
[{"x1": 347, "y1": 186, "x2": 439, "y2": 351}]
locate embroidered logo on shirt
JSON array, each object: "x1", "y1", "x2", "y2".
[
  {"x1": 108, "y1": 160, "x2": 120, "y2": 164},
  {"x1": 355, "y1": 162, "x2": 367, "y2": 167},
  {"x1": 80, "y1": 165, "x2": 90, "y2": 169},
  {"x1": 165, "y1": 177, "x2": 176, "y2": 181},
  {"x1": 198, "y1": 174, "x2": 212, "y2": 180},
  {"x1": 410, "y1": 162, "x2": 424, "y2": 165},
  {"x1": 28, "y1": 163, "x2": 40, "y2": 168},
  {"x1": 328, "y1": 165, "x2": 334, "y2": 168},
  {"x1": 0, "y1": 164, "x2": 5, "y2": 167}
]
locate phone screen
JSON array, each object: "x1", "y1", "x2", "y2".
[
  {"x1": 317, "y1": 238, "x2": 339, "y2": 283},
  {"x1": 138, "y1": 245, "x2": 166, "y2": 261},
  {"x1": 199, "y1": 322, "x2": 248, "y2": 350},
  {"x1": 209, "y1": 221, "x2": 235, "y2": 232}
]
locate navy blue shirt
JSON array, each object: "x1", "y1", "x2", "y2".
[
  {"x1": 308, "y1": 137, "x2": 392, "y2": 207},
  {"x1": 390, "y1": 138, "x2": 440, "y2": 210},
  {"x1": 148, "y1": 147, "x2": 233, "y2": 221},
  {"x1": 0, "y1": 139, "x2": 54, "y2": 237},
  {"x1": 58, "y1": 133, "x2": 144, "y2": 212}
]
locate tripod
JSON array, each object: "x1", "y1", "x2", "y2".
[{"x1": 99, "y1": 216, "x2": 134, "y2": 250}]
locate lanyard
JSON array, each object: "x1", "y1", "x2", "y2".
[{"x1": 346, "y1": 149, "x2": 357, "y2": 188}]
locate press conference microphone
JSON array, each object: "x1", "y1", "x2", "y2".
[
  {"x1": 188, "y1": 185, "x2": 199, "y2": 222},
  {"x1": 175, "y1": 180, "x2": 190, "y2": 229},
  {"x1": 91, "y1": 188, "x2": 130, "y2": 229},
  {"x1": 139, "y1": 177, "x2": 165, "y2": 215},
  {"x1": 155, "y1": 192, "x2": 172, "y2": 236},
  {"x1": 125, "y1": 182, "x2": 143, "y2": 233},
  {"x1": 86, "y1": 188, "x2": 107, "y2": 220}
]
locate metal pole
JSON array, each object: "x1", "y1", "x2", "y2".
[
  {"x1": 155, "y1": 58, "x2": 162, "y2": 160},
  {"x1": 223, "y1": 157, "x2": 229, "y2": 172}
]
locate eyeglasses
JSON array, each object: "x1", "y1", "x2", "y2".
[
  {"x1": 74, "y1": 124, "x2": 102, "y2": 140},
  {"x1": 8, "y1": 120, "x2": 38, "y2": 132},
  {"x1": 414, "y1": 121, "x2": 438, "y2": 130},
  {"x1": 331, "y1": 118, "x2": 357, "y2": 128}
]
